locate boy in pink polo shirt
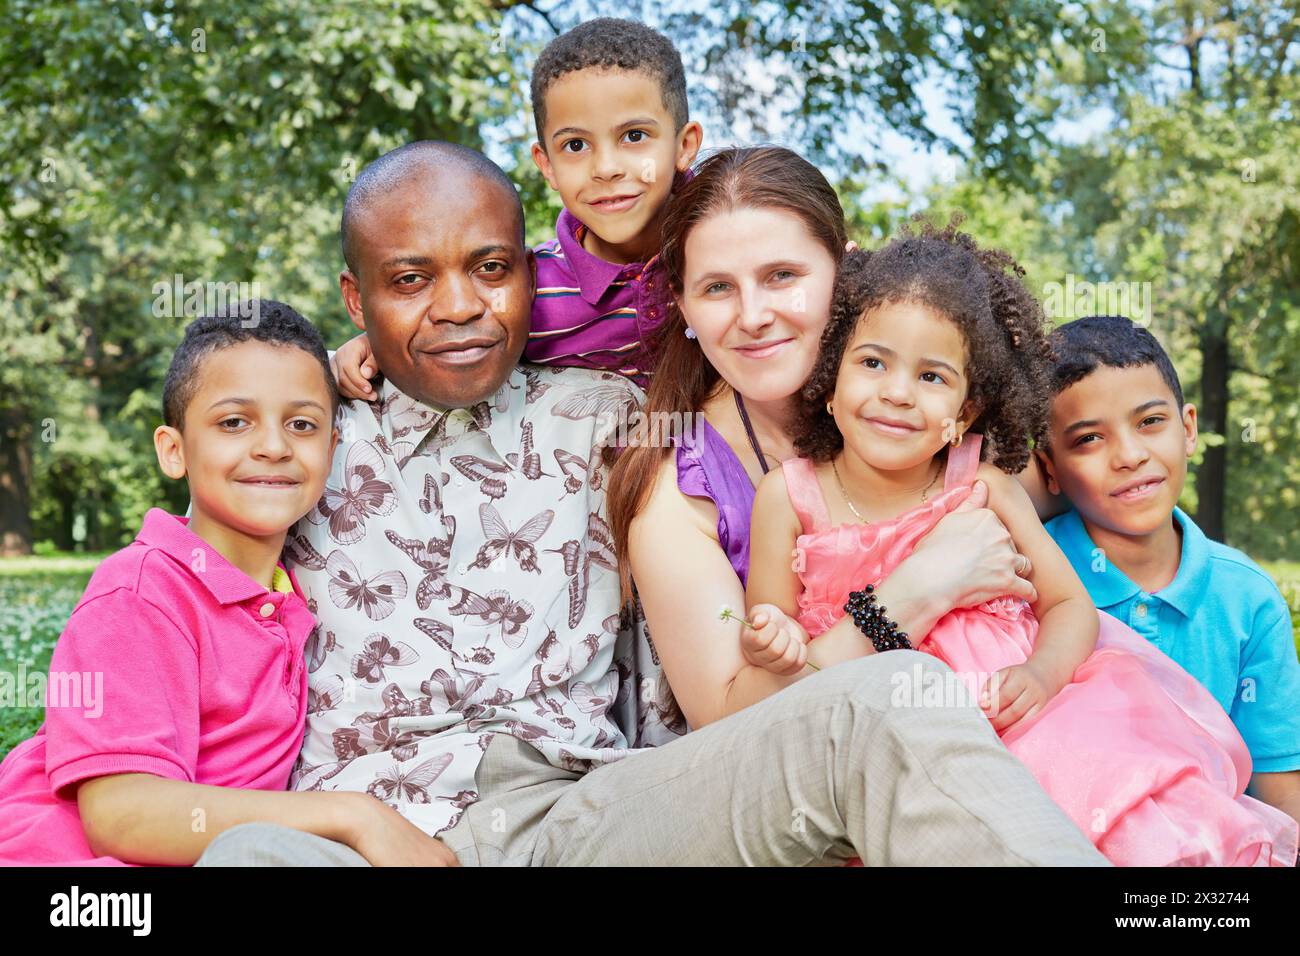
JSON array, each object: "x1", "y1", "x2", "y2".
[
  {"x1": 0, "y1": 303, "x2": 456, "y2": 867},
  {"x1": 330, "y1": 17, "x2": 703, "y2": 394}
]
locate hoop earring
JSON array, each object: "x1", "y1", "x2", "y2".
[
  {"x1": 684, "y1": 327, "x2": 697, "y2": 340},
  {"x1": 951, "y1": 431, "x2": 963, "y2": 448}
]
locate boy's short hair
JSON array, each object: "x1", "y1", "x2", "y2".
[
  {"x1": 530, "y1": 17, "x2": 689, "y2": 143},
  {"x1": 1047, "y1": 315, "x2": 1185, "y2": 408},
  {"x1": 162, "y1": 300, "x2": 338, "y2": 430}
]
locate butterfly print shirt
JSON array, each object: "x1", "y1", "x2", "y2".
[{"x1": 286, "y1": 363, "x2": 655, "y2": 836}]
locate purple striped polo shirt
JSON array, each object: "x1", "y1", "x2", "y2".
[{"x1": 525, "y1": 207, "x2": 674, "y2": 390}]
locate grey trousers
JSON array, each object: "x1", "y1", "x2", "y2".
[{"x1": 196, "y1": 652, "x2": 1108, "y2": 866}]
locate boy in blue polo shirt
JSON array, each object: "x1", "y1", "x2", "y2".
[{"x1": 1037, "y1": 315, "x2": 1300, "y2": 827}]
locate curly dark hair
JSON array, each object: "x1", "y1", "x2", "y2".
[
  {"x1": 530, "y1": 18, "x2": 689, "y2": 143},
  {"x1": 795, "y1": 215, "x2": 1054, "y2": 474}
]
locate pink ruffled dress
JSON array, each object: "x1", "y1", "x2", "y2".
[{"x1": 784, "y1": 435, "x2": 1298, "y2": 867}]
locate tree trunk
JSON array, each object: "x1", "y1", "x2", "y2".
[
  {"x1": 0, "y1": 406, "x2": 33, "y2": 556},
  {"x1": 1196, "y1": 312, "x2": 1229, "y2": 542}
]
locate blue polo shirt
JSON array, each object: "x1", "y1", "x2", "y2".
[{"x1": 1045, "y1": 506, "x2": 1300, "y2": 774}]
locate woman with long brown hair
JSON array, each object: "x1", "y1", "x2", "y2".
[{"x1": 609, "y1": 146, "x2": 1046, "y2": 730}]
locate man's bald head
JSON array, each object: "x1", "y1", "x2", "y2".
[{"x1": 341, "y1": 141, "x2": 525, "y2": 275}]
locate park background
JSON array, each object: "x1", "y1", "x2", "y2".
[{"x1": 1, "y1": 0, "x2": 1297, "y2": 755}]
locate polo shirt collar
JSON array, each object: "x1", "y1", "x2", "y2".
[
  {"x1": 136, "y1": 508, "x2": 274, "y2": 606},
  {"x1": 1153, "y1": 507, "x2": 1211, "y2": 618},
  {"x1": 1053, "y1": 507, "x2": 1142, "y2": 608},
  {"x1": 555, "y1": 207, "x2": 635, "y2": 306},
  {"x1": 373, "y1": 367, "x2": 526, "y2": 464}
]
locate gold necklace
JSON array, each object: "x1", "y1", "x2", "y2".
[{"x1": 831, "y1": 459, "x2": 942, "y2": 523}]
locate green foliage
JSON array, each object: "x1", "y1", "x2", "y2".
[{"x1": 0, "y1": 0, "x2": 1295, "y2": 560}]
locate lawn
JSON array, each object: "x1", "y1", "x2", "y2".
[
  {"x1": 2, "y1": 553, "x2": 1299, "y2": 761},
  {"x1": 0, "y1": 555, "x2": 102, "y2": 758}
]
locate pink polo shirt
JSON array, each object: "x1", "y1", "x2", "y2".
[{"x1": 0, "y1": 509, "x2": 315, "y2": 866}]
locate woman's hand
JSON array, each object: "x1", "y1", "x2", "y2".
[
  {"x1": 740, "y1": 604, "x2": 810, "y2": 676},
  {"x1": 981, "y1": 660, "x2": 1054, "y2": 733},
  {"x1": 331, "y1": 333, "x2": 378, "y2": 399},
  {"x1": 867, "y1": 481, "x2": 1035, "y2": 648},
  {"x1": 349, "y1": 795, "x2": 461, "y2": 867},
  {"x1": 909, "y1": 480, "x2": 1037, "y2": 607}
]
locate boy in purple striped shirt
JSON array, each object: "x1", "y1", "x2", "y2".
[{"x1": 333, "y1": 18, "x2": 702, "y2": 393}]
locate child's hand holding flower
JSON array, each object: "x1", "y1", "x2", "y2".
[{"x1": 727, "y1": 603, "x2": 813, "y2": 676}]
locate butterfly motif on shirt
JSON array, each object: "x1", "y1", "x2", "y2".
[
  {"x1": 413, "y1": 617, "x2": 496, "y2": 667},
  {"x1": 283, "y1": 530, "x2": 328, "y2": 571},
  {"x1": 524, "y1": 366, "x2": 552, "y2": 403},
  {"x1": 305, "y1": 626, "x2": 337, "y2": 673},
  {"x1": 553, "y1": 444, "x2": 606, "y2": 498},
  {"x1": 501, "y1": 719, "x2": 555, "y2": 743},
  {"x1": 367, "y1": 718, "x2": 439, "y2": 763},
  {"x1": 534, "y1": 629, "x2": 602, "y2": 684},
  {"x1": 362, "y1": 390, "x2": 402, "y2": 430},
  {"x1": 356, "y1": 682, "x2": 435, "y2": 724},
  {"x1": 471, "y1": 504, "x2": 553, "y2": 574},
  {"x1": 366, "y1": 752, "x2": 455, "y2": 804},
  {"x1": 551, "y1": 383, "x2": 636, "y2": 422},
  {"x1": 449, "y1": 454, "x2": 511, "y2": 501},
  {"x1": 307, "y1": 675, "x2": 347, "y2": 716},
  {"x1": 446, "y1": 586, "x2": 535, "y2": 647},
  {"x1": 504, "y1": 422, "x2": 550, "y2": 480},
  {"x1": 570, "y1": 677, "x2": 616, "y2": 715},
  {"x1": 545, "y1": 512, "x2": 619, "y2": 629},
  {"x1": 383, "y1": 392, "x2": 443, "y2": 440},
  {"x1": 385, "y1": 530, "x2": 452, "y2": 609},
  {"x1": 372, "y1": 433, "x2": 426, "y2": 472},
  {"x1": 294, "y1": 760, "x2": 349, "y2": 791},
  {"x1": 421, "y1": 666, "x2": 499, "y2": 714},
  {"x1": 309, "y1": 440, "x2": 397, "y2": 544},
  {"x1": 416, "y1": 472, "x2": 445, "y2": 518},
  {"x1": 325, "y1": 550, "x2": 408, "y2": 620},
  {"x1": 642, "y1": 675, "x2": 690, "y2": 738},
  {"x1": 332, "y1": 726, "x2": 369, "y2": 760},
  {"x1": 351, "y1": 632, "x2": 420, "y2": 685},
  {"x1": 524, "y1": 677, "x2": 578, "y2": 735}
]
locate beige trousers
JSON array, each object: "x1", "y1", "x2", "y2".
[{"x1": 198, "y1": 652, "x2": 1108, "y2": 867}]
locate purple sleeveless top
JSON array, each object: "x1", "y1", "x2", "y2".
[{"x1": 675, "y1": 417, "x2": 757, "y2": 587}]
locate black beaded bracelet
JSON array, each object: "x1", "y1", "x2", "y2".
[{"x1": 844, "y1": 583, "x2": 912, "y2": 652}]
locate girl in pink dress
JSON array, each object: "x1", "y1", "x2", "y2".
[{"x1": 741, "y1": 220, "x2": 1297, "y2": 866}]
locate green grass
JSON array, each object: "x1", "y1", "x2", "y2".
[
  {"x1": 0, "y1": 559, "x2": 96, "y2": 757},
  {"x1": 2, "y1": 553, "x2": 1299, "y2": 761}
]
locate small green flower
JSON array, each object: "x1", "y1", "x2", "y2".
[
  {"x1": 717, "y1": 605, "x2": 757, "y2": 629},
  {"x1": 718, "y1": 605, "x2": 819, "y2": 670}
]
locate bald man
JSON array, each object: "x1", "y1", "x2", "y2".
[{"x1": 196, "y1": 142, "x2": 1106, "y2": 867}]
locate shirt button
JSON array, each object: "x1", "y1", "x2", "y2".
[
  {"x1": 259, "y1": 602, "x2": 276, "y2": 618},
  {"x1": 1135, "y1": 603, "x2": 1147, "y2": 618}
]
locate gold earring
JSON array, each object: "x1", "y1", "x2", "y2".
[
  {"x1": 826, "y1": 402, "x2": 834, "y2": 417},
  {"x1": 951, "y1": 430, "x2": 963, "y2": 448}
]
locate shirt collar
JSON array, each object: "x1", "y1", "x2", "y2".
[
  {"x1": 555, "y1": 207, "x2": 636, "y2": 305},
  {"x1": 136, "y1": 508, "x2": 277, "y2": 606},
  {"x1": 1152, "y1": 507, "x2": 1211, "y2": 618},
  {"x1": 1053, "y1": 507, "x2": 1142, "y2": 608},
  {"x1": 372, "y1": 367, "x2": 527, "y2": 463}
]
